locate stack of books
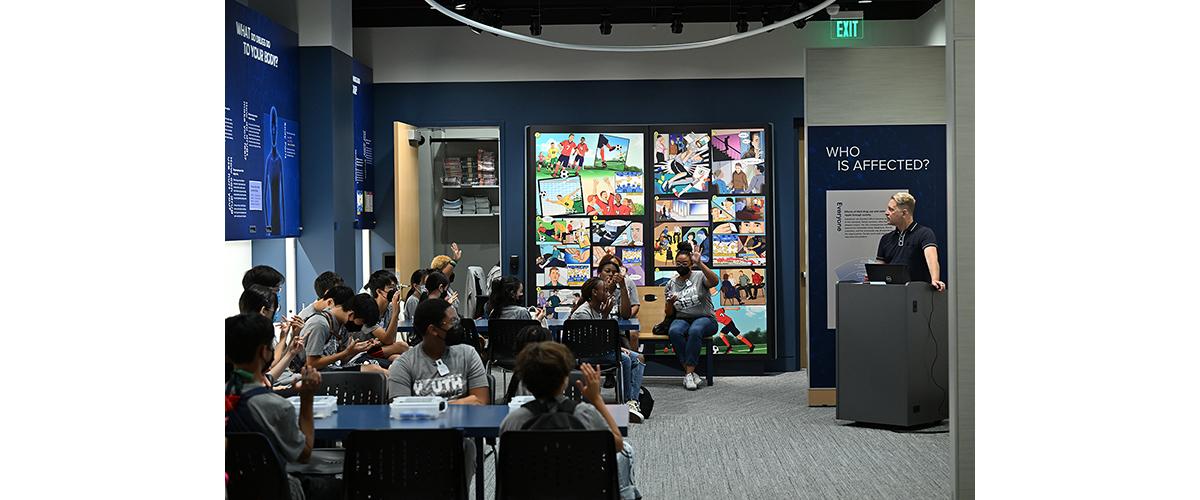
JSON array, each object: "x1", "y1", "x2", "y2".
[
  {"x1": 441, "y1": 197, "x2": 463, "y2": 215},
  {"x1": 477, "y1": 150, "x2": 497, "y2": 186},
  {"x1": 442, "y1": 158, "x2": 462, "y2": 186}
]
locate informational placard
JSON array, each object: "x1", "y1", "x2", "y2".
[
  {"x1": 353, "y1": 60, "x2": 376, "y2": 230},
  {"x1": 225, "y1": 0, "x2": 301, "y2": 240},
  {"x1": 806, "y1": 124, "x2": 946, "y2": 389},
  {"x1": 825, "y1": 189, "x2": 903, "y2": 328}
]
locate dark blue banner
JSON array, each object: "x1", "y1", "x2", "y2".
[
  {"x1": 225, "y1": 0, "x2": 301, "y2": 240},
  {"x1": 353, "y1": 61, "x2": 376, "y2": 230},
  {"x1": 806, "y1": 124, "x2": 947, "y2": 389}
]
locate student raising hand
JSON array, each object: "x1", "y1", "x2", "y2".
[{"x1": 450, "y1": 242, "x2": 462, "y2": 261}]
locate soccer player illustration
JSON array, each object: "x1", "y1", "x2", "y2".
[
  {"x1": 264, "y1": 106, "x2": 284, "y2": 235},
  {"x1": 554, "y1": 133, "x2": 577, "y2": 177},
  {"x1": 596, "y1": 134, "x2": 623, "y2": 168},
  {"x1": 714, "y1": 307, "x2": 755, "y2": 354},
  {"x1": 573, "y1": 136, "x2": 588, "y2": 173}
]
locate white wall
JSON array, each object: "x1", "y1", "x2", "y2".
[
  {"x1": 225, "y1": 240, "x2": 253, "y2": 315},
  {"x1": 805, "y1": 47, "x2": 946, "y2": 125},
  {"x1": 355, "y1": 19, "x2": 931, "y2": 83},
  {"x1": 915, "y1": 1, "x2": 947, "y2": 47}
]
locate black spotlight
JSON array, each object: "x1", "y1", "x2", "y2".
[
  {"x1": 792, "y1": 2, "x2": 809, "y2": 29},
  {"x1": 530, "y1": 13, "x2": 542, "y2": 36},
  {"x1": 762, "y1": 8, "x2": 775, "y2": 26},
  {"x1": 736, "y1": 10, "x2": 748, "y2": 33},
  {"x1": 600, "y1": 13, "x2": 612, "y2": 35},
  {"x1": 671, "y1": 10, "x2": 683, "y2": 34}
]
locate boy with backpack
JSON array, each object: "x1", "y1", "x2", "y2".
[
  {"x1": 499, "y1": 342, "x2": 641, "y2": 499},
  {"x1": 300, "y1": 286, "x2": 384, "y2": 373},
  {"x1": 225, "y1": 313, "x2": 341, "y2": 500}
]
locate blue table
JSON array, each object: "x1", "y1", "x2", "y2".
[
  {"x1": 396, "y1": 318, "x2": 640, "y2": 333},
  {"x1": 313, "y1": 403, "x2": 628, "y2": 500}
]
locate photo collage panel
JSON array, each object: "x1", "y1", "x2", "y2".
[
  {"x1": 532, "y1": 130, "x2": 649, "y2": 306},
  {"x1": 531, "y1": 127, "x2": 769, "y2": 357}
]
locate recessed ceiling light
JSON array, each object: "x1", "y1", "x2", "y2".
[
  {"x1": 858, "y1": 0, "x2": 872, "y2": 4},
  {"x1": 455, "y1": 3, "x2": 468, "y2": 10}
]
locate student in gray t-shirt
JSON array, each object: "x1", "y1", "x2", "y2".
[
  {"x1": 499, "y1": 342, "x2": 640, "y2": 500},
  {"x1": 486, "y1": 276, "x2": 546, "y2": 321},
  {"x1": 388, "y1": 298, "x2": 489, "y2": 484},
  {"x1": 569, "y1": 278, "x2": 646, "y2": 422},
  {"x1": 301, "y1": 287, "x2": 380, "y2": 371},
  {"x1": 663, "y1": 246, "x2": 719, "y2": 391}
]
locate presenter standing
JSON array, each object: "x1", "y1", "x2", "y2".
[{"x1": 876, "y1": 192, "x2": 946, "y2": 292}]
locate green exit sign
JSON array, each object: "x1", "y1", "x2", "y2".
[{"x1": 831, "y1": 19, "x2": 864, "y2": 39}]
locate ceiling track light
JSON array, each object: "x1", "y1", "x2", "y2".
[
  {"x1": 599, "y1": 12, "x2": 612, "y2": 35},
  {"x1": 791, "y1": 2, "x2": 808, "y2": 28},
  {"x1": 424, "y1": 0, "x2": 836, "y2": 52},
  {"x1": 736, "y1": 10, "x2": 748, "y2": 33},
  {"x1": 762, "y1": 8, "x2": 775, "y2": 26},
  {"x1": 530, "y1": 13, "x2": 542, "y2": 36},
  {"x1": 671, "y1": 9, "x2": 683, "y2": 34}
]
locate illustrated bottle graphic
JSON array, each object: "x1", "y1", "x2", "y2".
[{"x1": 264, "y1": 107, "x2": 284, "y2": 235}]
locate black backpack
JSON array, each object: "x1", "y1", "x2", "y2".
[
  {"x1": 637, "y1": 386, "x2": 655, "y2": 419},
  {"x1": 519, "y1": 398, "x2": 588, "y2": 430},
  {"x1": 225, "y1": 385, "x2": 287, "y2": 466}
]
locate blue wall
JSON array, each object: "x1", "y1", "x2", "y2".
[{"x1": 372, "y1": 78, "x2": 805, "y2": 372}]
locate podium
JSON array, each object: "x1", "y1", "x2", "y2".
[{"x1": 835, "y1": 282, "x2": 948, "y2": 427}]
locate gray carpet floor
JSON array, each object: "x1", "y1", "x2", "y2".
[{"x1": 480, "y1": 370, "x2": 951, "y2": 499}]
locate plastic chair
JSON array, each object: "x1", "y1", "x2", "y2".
[
  {"x1": 497, "y1": 430, "x2": 619, "y2": 500},
  {"x1": 317, "y1": 371, "x2": 388, "y2": 405},
  {"x1": 226, "y1": 432, "x2": 289, "y2": 500},
  {"x1": 560, "y1": 319, "x2": 625, "y2": 402},
  {"x1": 485, "y1": 319, "x2": 540, "y2": 402},
  {"x1": 342, "y1": 429, "x2": 468, "y2": 500},
  {"x1": 562, "y1": 370, "x2": 586, "y2": 402}
]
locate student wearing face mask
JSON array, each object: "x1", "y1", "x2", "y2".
[
  {"x1": 570, "y1": 277, "x2": 647, "y2": 423},
  {"x1": 664, "y1": 242, "x2": 719, "y2": 391},
  {"x1": 486, "y1": 276, "x2": 546, "y2": 320},
  {"x1": 301, "y1": 287, "x2": 382, "y2": 372},
  {"x1": 387, "y1": 298, "x2": 489, "y2": 484},
  {"x1": 421, "y1": 271, "x2": 460, "y2": 312},
  {"x1": 403, "y1": 268, "x2": 430, "y2": 323},
  {"x1": 355, "y1": 273, "x2": 410, "y2": 363}
]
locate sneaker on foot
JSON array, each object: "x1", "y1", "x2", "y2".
[
  {"x1": 691, "y1": 372, "x2": 704, "y2": 387},
  {"x1": 748, "y1": 343, "x2": 756, "y2": 353},
  {"x1": 627, "y1": 400, "x2": 644, "y2": 423},
  {"x1": 684, "y1": 373, "x2": 698, "y2": 390}
]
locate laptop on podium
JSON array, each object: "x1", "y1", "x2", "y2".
[{"x1": 864, "y1": 264, "x2": 911, "y2": 284}]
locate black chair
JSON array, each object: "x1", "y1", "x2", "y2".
[
  {"x1": 226, "y1": 432, "x2": 289, "y2": 500},
  {"x1": 497, "y1": 430, "x2": 619, "y2": 500},
  {"x1": 562, "y1": 370, "x2": 586, "y2": 402},
  {"x1": 342, "y1": 429, "x2": 468, "y2": 500},
  {"x1": 318, "y1": 371, "x2": 388, "y2": 405},
  {"x1": 560, "y1": 319, "x2": 625, "y2": 403},
  {"x1": 485, "y1": 319, "x2": 540, "y2": 403}
]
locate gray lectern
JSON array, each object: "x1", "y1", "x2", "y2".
[{"x1": 835, "y1": 282, "x2": 948, "y2": 426}]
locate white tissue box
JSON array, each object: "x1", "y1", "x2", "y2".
[
  {"x1": 390, "y1": 396, "x2": 448, "y2": 420},
  {"x1": 287, "y1": 395, "x2": 338, "y2": 419},
  {"x1": 507, "y1": 395, "x2": 535, "y2": 410}
]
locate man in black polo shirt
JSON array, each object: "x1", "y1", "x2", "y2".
[{"x1": 877, "y1": 192, "x2": 946, "y2": 292}]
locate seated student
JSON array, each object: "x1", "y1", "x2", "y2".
[
  {"x1": 664, "y1": 243, "x2": 719, "y2": 391},
  {"x1": 421, "y1": 271, "x2": 460, "y2": 312},
  {"x1": 361, "y1": 272, "x2": 409, "y2": 360},
  {"x1": 387, "y1": 298, "x2": 489, "y2": 482},
  {"x1": 500, "y1": 324, "x2": 554, "y2": 403},
  {"x1": 225, "y1": 313, "x2": 341, "y2": 500},
  {"x1": 242, "y1": 265, "x2": 284, "y2": 292},
  {"x1": 360, "y1": 269, "x2": 396, "y2": 295},
  {"x1": 569, "y1": 277, "x2": 646, "y2": 423},
  {"x1": 299, "y1": 271, "x2": 345, "y2": 320},
  {"x1": 430, "y1": 242, "x2": 463, "y2": 284},
  {"x1": 403, "y1": 268, "x2": 430, "y2": 322},
  {"x1": 301, "y1": 286, "x2": 384, "y2": 373},
  {"x1": 240, "y1": 285, "x2": 305, "y2": 386},
  {"x1": 486, "y1": 276, "x2": 546, "y2": 321},
  {"x1": 500, "y1": 343, "x2": 641, "y2": 500}
]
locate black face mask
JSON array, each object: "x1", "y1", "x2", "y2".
[
  {"x1": 260, "y1": 348, "x2": 273, "y2": 375},
  {"x1": 441, "y1": 322, "x2": 465, "y2": 346},
  {"x1": 676, "y1": 265, "x2": 691, "y2": 276},
  {"x1": 386, "y1": 288, "x2": 398, "y2": 302},
  {"x1": 448, "y1": 272, "x2": 456, "y2": 284},
  {"x1": 345, "y1": 321, "x2": 363, "y2": 332}
]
